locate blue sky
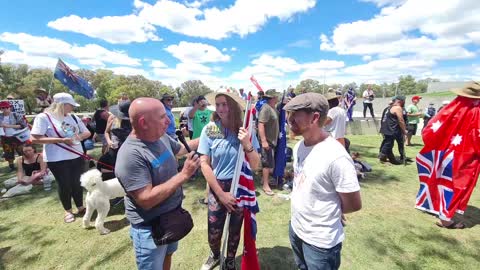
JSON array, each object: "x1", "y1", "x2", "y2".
[{"x1": 1, "y1": 0, "x2": 479, "y2": 91}]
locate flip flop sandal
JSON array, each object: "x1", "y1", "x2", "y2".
[
  {"x1": 435, "y1": 221, "x2": 465, "y2": 229},
  {"x1": 263, "y1": 189, "x2": 275, "y2": 196},
  {"x1": 64, "y1": 213, "x2": 75, "y2": 223},
  {"x1": 76, "y1": 208, "x2": 86, "y2": 216}
]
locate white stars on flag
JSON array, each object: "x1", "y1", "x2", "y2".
[
  {"x1": 451, "y1": 134, "x2": 462, "y2": 146},
  {"x1": 430, "y1": 120, "x2": 442, "y2": 133}
]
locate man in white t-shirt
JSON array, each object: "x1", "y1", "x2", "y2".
[
  {"x1": 324, "y1": 92, "x2": 347, "y2": 147},
  {"x1": 284, "y1": 93, "x2": 362, "y2": 270},
  {"x1": 362, "y1": 85, "x2": 375, "y2": 119}
]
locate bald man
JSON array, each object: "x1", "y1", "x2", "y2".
[{"x1": 115, "y1": 98, "x2": 200, "y2": 270}]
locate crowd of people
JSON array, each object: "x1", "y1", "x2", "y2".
[{"x1": 2, "y1": 82, "x2": 475, "y2": 270}]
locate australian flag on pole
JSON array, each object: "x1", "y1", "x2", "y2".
[
  {"x1": 273, "y1": 91, "x2": 287, "y2": 186},
  {"x1": 54, "y1": 59, "x2": 94, "y2": 99}
]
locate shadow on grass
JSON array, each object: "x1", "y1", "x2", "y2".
[
  {"x1": 0, "y1": 220, "x2": 57, "y2": 268},
  {"x1": 0, "y1": 186, "x2": 58, "y2": 211},
  {"x1": 460, "y1": 205, "x2": 480, "y2": 228},
  {"x1": 258, "y1": 246, "x2": 296, "y2": 270},
  {"x1": 0, "y1": 246, "x2": 11, "y2": 270},
  {"x1": 363, "y1": 219, "x2": 480, "y2": 269},
  {"x1": 104, "y1": 217, "x2": 129, "y2": 233}
]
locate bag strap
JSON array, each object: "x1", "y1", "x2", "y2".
[
  {"x1": 44, "y1": 113, "x2": 63, "y2": 138},
  {"x1": 70, "y1": 114, "x2": 87, "y2": 154},
  {"x1": 44, "y1": 113, "x2": 114, "y2": 170}
]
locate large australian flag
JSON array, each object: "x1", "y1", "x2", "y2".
[
  {"x1": 415, "y1": 94, "x2": 480, "y2": 221},
  {"x1": 273, "y1": 91, "x2": 287, "y2": 185},
  {"x1": 54, "y1": 59, "x2": 94, "y2": 99}
]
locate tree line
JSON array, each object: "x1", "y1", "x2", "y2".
[
  {"x1": 295, "y1": 76, "x2": 437, "y2": 98},
  {"x1": 0, "y1": 63, "x2": 436, "y2": 114}
]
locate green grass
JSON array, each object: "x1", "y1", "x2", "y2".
[
  {"x1": 1, "y1": 136, "x2": 480, "y2": 270},
  {"x1": 419, "y1": 91, "x2": 457, "y2": 98}
]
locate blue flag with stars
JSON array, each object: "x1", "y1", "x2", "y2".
[
  {"x1": 54, "y1": 59, "x2": 94, "y2": 99},
  {"x1": 273, "y1": 91, "x2": 287, "y2": 185}
]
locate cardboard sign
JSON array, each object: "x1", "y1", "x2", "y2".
[{"x1": 1, "y1": 99, "x2": 25, "y2": 115}]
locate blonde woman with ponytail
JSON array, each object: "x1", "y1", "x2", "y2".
[{"x1": 31, "y1": 93, "x2": 91, "y2": 223}]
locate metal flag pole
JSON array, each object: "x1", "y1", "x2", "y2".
[{"x1": 220, "y1": 97, "x2": 252, "y2": 269}]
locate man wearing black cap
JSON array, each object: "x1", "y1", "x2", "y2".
[
  {"x1": 379, "y1": 96, "x2": 407, "y2": 164},
  {"x1": 161, "y1": 93, "x2": 177, "y2": 139},
  {"x1": 284, "y1": 93, "x2": 361, "y2": 270}
]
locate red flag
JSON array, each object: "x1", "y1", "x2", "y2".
[
  {"x1": 250, "y1": 75, "x2": 263, "y2": 92},
  {"x1": 241, "y1": 209, "x2": 260, "y2": 270},
  {"x1": 415, "y1": 96, "x2": 480, "y2": 220}
]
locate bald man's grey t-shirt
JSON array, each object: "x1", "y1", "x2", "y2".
[{"x1": 115, "y1": 135, "x2": 182, "y2": 225}]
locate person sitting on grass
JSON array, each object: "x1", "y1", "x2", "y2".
[{"x1": 16, "y1": 143, "x2": 47, "y2": 186}]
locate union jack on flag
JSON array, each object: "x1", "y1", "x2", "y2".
[
  {"x1": 415, "y1": 150, "x2": 454, "y2": 218},
  {"x1": 236, "y1": 161, "x2": 259, "y2": 237}
]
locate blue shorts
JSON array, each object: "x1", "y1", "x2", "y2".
[{"x1": 130, "y1": 223, "x2": 178, "y2": 270}]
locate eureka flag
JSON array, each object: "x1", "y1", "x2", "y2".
[
  {"x1": 54, "y1": 59, "x2": 94, "y2": 99},
  {"x1": 415, "y1": 96, "x2": 480, "y2": 221}
]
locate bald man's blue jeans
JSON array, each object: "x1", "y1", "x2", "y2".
[
  {"x1": 289, "y1": 223, "x2": 342, "y2": 270},
  {"x1": 130, "y1": 223, "x2": 178, "y2": 269}
]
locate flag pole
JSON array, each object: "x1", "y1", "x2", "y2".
[
  {"x1": 220, "y1": 96, "x2": 252, "y2": 269},
  {"x1": 276, "y1": 89, "x2": 287, "y2": 187}
]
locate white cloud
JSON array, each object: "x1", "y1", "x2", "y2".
[
  {"x1": 0, "y1": 32, "x2": 141, "y2": 68},
  {"x1": 362, "y1": 55, "x2": 372, "y2": 61},
  {"x1": 148, "y1": 0, "x2": 315, "y2": 40},
  {"x1": 1, "y1": 50, "x2": 59, "y2": 68},
  {"x1": 222, "y1": 48, "x2": 227, "y2": 52},
  {"x1": 360, "y1": 0, "x2": 407, "y2": 7},
  {"x1": 150, "y1": 60, "x2": 167, "y2": 68},
  {"x1": 230, "y1": 47, "x2": 237, "y2": 52},
  {"x1": 58, "y1": 0, "x2": 315, "y2": 42},
  {"x1": 228, "y1": 54, "x2": 345, "y2": 91},
  {"x1": 468, "y1": 31, "x2": 480, "y2": 44},
  {"x1": 321, "y1": 0, "x2": 479, "y2": 61},
  {"x1": 108, "y1": 66, "x2": 150, "y2": 77},
  {"x1": 47, "y1": 15, "x2": 160, "y2": 44},
  {"x1": 251, "y1": 55, "x2": 302, "y2": 72},
  {"x1": 185, "y1": 0, "x2": 212, "y2": 8},
  {"x1": 165, "y1": 41, "x2": 230, "y2": 63},
  {"x1": 302, "y1": 60, "x2": 345, "y2": 70}
]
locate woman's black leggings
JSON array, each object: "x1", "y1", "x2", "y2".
[{"x1": 48, "y1": 158, "x2": 84, "y2": 211}]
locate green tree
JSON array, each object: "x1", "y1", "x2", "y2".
[
  {"x1": 177, "y1": 80, "x2": 212, "y2": 107},
  {"x1": 397, "y1": 75, "x2": 417, "y2": 95},
  {"x1": 295, "y1": 79, "x2": 322, "y2": 93}
]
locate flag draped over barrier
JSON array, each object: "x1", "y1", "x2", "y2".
[{"x1": 54, "y1": 59, "x2": 94, "y2": 99}]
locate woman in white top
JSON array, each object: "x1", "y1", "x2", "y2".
[{"x1": 31, "y1": 93, "x2": 91, "y2": 223}]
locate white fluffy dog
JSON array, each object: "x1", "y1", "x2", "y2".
[{"x1": 80, "y1": 169, "x2": 126, "y2": 235}]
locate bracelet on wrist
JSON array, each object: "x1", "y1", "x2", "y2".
[{"x1": 244, "y1": 145, "x2": 254, "y2": 153}]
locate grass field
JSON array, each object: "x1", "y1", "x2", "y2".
[
  {"x1": 1, "y1": 135, "x2": 479, "y2": 270},
  {"x1": 419, "y1": 91, "x2": 457, "y2": 98}
]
